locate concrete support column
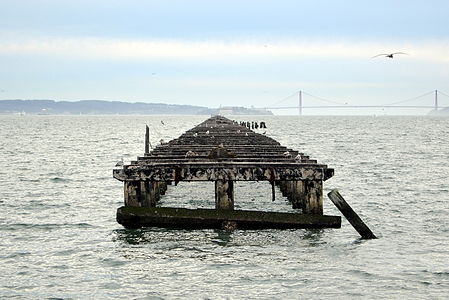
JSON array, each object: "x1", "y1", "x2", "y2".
[
  {"x1": 215, "y1": 180, "x2": 234, "y2": 210},
  {"x1": 279, "y1": 181, "x2": 287, "y2": 197},
  {"x1": 286, "y1": 181, "x2": 295, "y2": 202},
  {"x1": 154, "y1": 182, "x2": 161, "y2": 203},
  {"x1": 124, "y1": 181, "x2": 140, "y2": 207},
  {"x1": 159, "y1": 182, "x2": 168, "y2": 195},
  {"x1": 291, "y1": 180, "x2": 305, "y2": 209},
  {"x1": 302, "y1": 180, "x2": 323, "y2": 215},
  {"x1": 140, "y1": 181, "x2": 158, "y2": 207}
]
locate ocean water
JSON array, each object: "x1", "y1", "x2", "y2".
[{"x1": 1, "y1": 115, "x2": 448, "y2": 299}]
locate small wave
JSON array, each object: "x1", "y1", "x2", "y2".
[
  {"x1": 4, "y1": 222, "x2": 96, "y2": 231},
  {"x1": 25, "y1": 200, "x2": 71, "y2": 209},
  {"x1": 19, "y1": 178, "x2": 41, "y2": 182},
  {"x1": 100, "y1": 257, "x2": 128, "y2": 267},
  {"x1": 50, "y1": 177, "x2": 71, "y2": 183},
  {"x1": 423, "y1": 268, "x2": 449, "y2": 277},
  {"x1": 2, "y1": 251, "x2": 32, "y2": 259}
]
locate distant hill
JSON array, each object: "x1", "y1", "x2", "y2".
[
  {"x1": 0, "y1": 99, "x2": 207, "y2": 115},
  {"x1": 0, "y1": 99, "x2": 274, "y2": 115}
]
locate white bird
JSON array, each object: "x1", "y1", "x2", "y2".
[
  {"x1": 294, "y1": 154, "x2": 302, "y2": 161},
  {"x1": 372, "y1": 52, "x2": 408, "y2": 59},
  {"x1": 115, "y1": 157, "x2": 124, "y2": 167},
  {"x1": 193, "y1": 132, "x2": 198, "y2": 137},
  {"x1": 283, "y1": 151, "x2": 291, "y2": 158},
  {"x1": 245, "y1": 132, "x2": 248, "y2": 136},
  {"x1": 206, "y1": 130, "x2": 210, "y2": 135},
  {"x1": 185, "y1": 150, "x2": 197, "y2": 157}
]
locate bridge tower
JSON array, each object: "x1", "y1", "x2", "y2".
[
  {"x1": 435, "y1": 90, "x2": 439, "y2": 112},
  {"x1": 298, "y1": 90, "x2": 302, "y2": 116}
]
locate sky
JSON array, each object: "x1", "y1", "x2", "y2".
[{"x1": 1, "y1": 0, "x2": 449, "y2": 114}]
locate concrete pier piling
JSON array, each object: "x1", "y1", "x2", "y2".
[{"x1": 113, "y1": 115, "x2": 337, "y2": 229}]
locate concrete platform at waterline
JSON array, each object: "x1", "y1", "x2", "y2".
[{"x1": 113, "y1": 115, "x2": 340, "y2": 230}]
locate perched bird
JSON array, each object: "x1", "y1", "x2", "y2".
[
  {"x1": 185, "y1": 150, "x2": 197, "y2": 157},
  {"x1": 206, "y1": 130, "x2": 210, "y2": 135},
  {"x1": 193, "y1": 132, "x2": 198, "y2": 137},
  {"x1": 294, "y1": 154, "x2": 302, "y2": 161},
  {"x1": 283, "y1": 151, "x2": 291, "y2": 158},
  {"x1": 161, "y1": 120, "x2": 165, "y2": 125},
  {"x1": 115, "y1": 157, "x2": 124, "y2": 167},
  {"x1": 372, "y1": 52, "x2": 408, "y2": 59}
]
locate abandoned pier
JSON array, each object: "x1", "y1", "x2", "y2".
[{"x1": 113, "y1": 115, "x2": 341, "y2": 230}]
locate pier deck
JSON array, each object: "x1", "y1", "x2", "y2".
[{"x1": 113, "y1": 116, "x2": 339, "y2": 229}]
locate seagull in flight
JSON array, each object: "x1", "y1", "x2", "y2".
[{"x1": 372, "y1": 52, "x2": 408, "y2": 58}]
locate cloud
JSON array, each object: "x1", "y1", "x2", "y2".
[{"x1": 1, "y1": 35, "x2": 449, "y2": 64}]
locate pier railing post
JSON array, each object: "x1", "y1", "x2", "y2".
[
  {"x1": 302, "y1": 180, "x2": 323, "y2": 214},
  {"x1": 215, "y1": 180, "x2": 234, "y2": 210}
]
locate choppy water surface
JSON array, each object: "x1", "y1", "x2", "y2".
[{"x1": 1, "y1": 115, "x2": 448, "y2": 299}]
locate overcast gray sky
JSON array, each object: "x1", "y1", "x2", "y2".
[{"x1": 1, "y1": 0, "x2": 449, "y2": 114}]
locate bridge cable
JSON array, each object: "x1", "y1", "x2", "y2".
[
  {"x1": 267, "y1": 90, "x2": 300, "y2": 108},
  {"x1": 386, "y1": 90, "x2": 434, "y2": 106},
  {"x1": 437, "y1": 90, "x2": 449, "y2": 98},
  {"x1": 301, "y1": 91, "x2": 347, "y2": 106}
]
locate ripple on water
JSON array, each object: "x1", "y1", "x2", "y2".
[{"x1": 1, "y1": 115, "x2": 449, "y2": 299}]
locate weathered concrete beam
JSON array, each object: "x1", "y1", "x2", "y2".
[
  {"x1": 133, "y1": 158, "x2": 317, "y2": 164},
  {"x1": 114, "y1": 164, "x2": 332, "y2": 182},
  {"x1": 116, "y1": 206, "x2": 341, "y2": 229}
]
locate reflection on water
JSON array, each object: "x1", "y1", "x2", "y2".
[
  {"x1": 301, "y1": 229, "x2": 325, "y2": 246},
  {"x1": 211, "y1": 229, "x2": 233, "y2": 246},
  {"x1": 113, "y1": 228, "x2": 149, "y2": 245}
]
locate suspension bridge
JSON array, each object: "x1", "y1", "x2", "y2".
[{"x1": 259, "y1": 90, "x2": 449, "y2": 115}]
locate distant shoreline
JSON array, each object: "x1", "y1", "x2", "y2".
[{"x1": 0, "y1": 99, "x2": 273, "y2": 116}]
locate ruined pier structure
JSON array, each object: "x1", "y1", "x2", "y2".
[{"x1": 114, "y1": 116, "x2": 339, "y2": 229}]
